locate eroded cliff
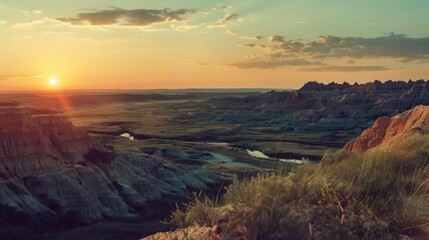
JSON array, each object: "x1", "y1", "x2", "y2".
[{"x1": 0, "y1": 101, "x2": 223, "y2": 228}]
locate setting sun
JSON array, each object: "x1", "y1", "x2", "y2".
[{"x1": 50, "y1": 78, "x2": 57, "y2": 86}]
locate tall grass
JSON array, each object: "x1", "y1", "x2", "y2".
[
  {"x1": 166, "y1": 192, "x2": 225, "y2": 228},
  {"x1": 167, "y1": 134, "x2": 429, "y2": 238},
  {"x1": 316, "y1": 135, "x2": 429, "y2": 229}
]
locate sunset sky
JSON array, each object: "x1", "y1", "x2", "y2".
[{"x1": 1, "y1": 1, "x2": 428, "y2": 90}]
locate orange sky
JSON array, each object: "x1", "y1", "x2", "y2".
[{"x1": 0, "y1": 1, "x2": 428, "y2": 90}]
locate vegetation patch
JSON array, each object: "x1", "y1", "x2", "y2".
[{"x1": 166, "y1": 135, "x2": 429, "y2": 239}]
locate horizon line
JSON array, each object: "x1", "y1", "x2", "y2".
[
  {"x1": 0, "y1": 87, "x2": 293, "y2": 93},
  {"x1": 1, "y1": 79, "x2": 428, "y2": 93}
]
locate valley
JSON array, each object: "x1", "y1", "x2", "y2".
[{"x1": 1, "y1": 80, "x2": 429, "y2": 239}]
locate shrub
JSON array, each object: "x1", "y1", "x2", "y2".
[
  {"x1": 221, "y1": 174, "x2": 399, "y2": 240},
  {"x1": 222, "y1": 174, "x2": 316, "y2": 239}
]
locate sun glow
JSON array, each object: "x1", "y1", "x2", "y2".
[{"x1": 50, "y1": 78, "x2": 57, "y2": 86}]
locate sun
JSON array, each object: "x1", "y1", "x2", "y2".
[{"x1": 50, "y1": 78, "x2": 57, "y2": 86}]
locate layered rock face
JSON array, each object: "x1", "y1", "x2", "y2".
[
  {"x1": 0, "y1": 102, "x2": 106, "y2": 176},
  {"x1": 0, "y1": 102, "x2": 222, "y2": 226},
  {"x1": 344, "y1": 105, "x2": 429, "y2": 153}
]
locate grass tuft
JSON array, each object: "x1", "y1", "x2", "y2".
[{"x1": 166, "y1": 192, "x2": 224, "y2": 228}]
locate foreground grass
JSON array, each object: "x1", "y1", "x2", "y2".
[
  {"x1": 316, "y1": 135, "x2": 429, "y2": 230},
  {"x1": 167, "y1": 135, "x2": 429, "y2": 239}
]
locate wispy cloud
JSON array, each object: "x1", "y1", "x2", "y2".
[
  {"x1": 0, "y1": 20, "x2": 7, "y2": 25},
  {"x1": 0, "y1": 74, "x2": 44, "y2": 81},
  {"x1": 239, "y1": 43, "x2": 267, "y2": 49},
  {"x1": 216, "y1": 13, "x2": 240, "y2": 25},
  {"x1": 297, "y1": 65, "x2": 390, "y2": 72},
  {"x1": 170, "y1": 23, "x2": 200, "y2": 31},
  {"x1": 11, "y1": 17, "x2": 52, "y2": 28},
  {"x1": 228, "y1": 59, "x2": 320, "y2": 69},
  {"x1": 225, "y1": 29, "x2": 236, "y2": 35},
  {"x1": 268, "y1": 35, "x2": 285, "y2": 43},
  {"x1": 56, "y1": 7, "x2": 197, "y2": 27},
  {"x1": 226, "y1": 59, "x2": 388, "y2": 71},
  {"x1": 244, "y1": 53, "x2": 259, "y2": 60},
  {"x1": 213, "y1": 4, "x2": 230, "y2": 11},
  {"x1": 209, "y1": 13, "x2": 241, "y2": 28},
  {"x1": 242, "y1": 35, "x2": 263, "y2": 41}
]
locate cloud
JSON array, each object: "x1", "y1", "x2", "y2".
[
  {"x1": 170, "y1": 23, "x2": 200, "y2": 31},
  {"x1": 11, "y1": 18, "x2": 52, "y2": 28},
  {"x1": 232, "y1": 33, "x2": 429, "y2": 71},
  {"x1": 242, "y1": 35, "x2": 263, "y2": 41},
  {"x1": 214, "y1": 4, "x2": 230, "y2": 11},
  {"x1": 240, "y1": 43, "x2": 256, "y2": 47},
  {"x1": 239, "y1": 43, "x2": 267, "y2": 49},
  {"x1": 268, "y1": 52, "x2": 300, "y2": 59},
  {"x1": 225, "y1": 29, "x2": 236, "y2": 35},
  {"x1": 0, "y1": 74, "x2": 43, "y2": 81},
  {"x1": 245, "y1": 53, "x2": 259, "y2": 60},
  {"x1": 226, "y1": 60, "x2": 388, "y2": 71},
  {"x1": 0, "y1": 20, "x2": 7, "y2": 25},
  {"x1": 228, "y1": 59, "x2": 320, "y2": 69},
  {"x1": 56, "y1": 7, "x2": 197, "y2": 27},
  {"x1": 0, "y1": 75, "x2": 27, "y2": 80},
  {"x1": 273, "y1": 34, "x2": 429, "y2": 61},
  {"x1": 268, "y1": 35, "x2": 285, "y2": 43},
  {"x1": 209, "y1": 13, "x2": 241, "y2": 27},
  {"x1": 298, "y1": 65, "x2": 390, "y2": 72}
]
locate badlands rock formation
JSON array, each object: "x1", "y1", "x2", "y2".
[
  {"x1": 344, "y1": 105, "x2": 429, "y2": 153},
  {"x1": 212, "y1": 80, "x2": 429, "y2": 132},
  {"x1": 0, "y1": 101, "x2": 223, "y2": 226}
]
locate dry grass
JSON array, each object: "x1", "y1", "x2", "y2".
[
  {"x1": 167, "y1": 135, "x2": 429, "y2": 239},
  {"x1": 316, "y1": 135, "x2": 429, "y2": 230},
  {"x1": 166, "y1": 192, "x2": 225, "y2": 228}
]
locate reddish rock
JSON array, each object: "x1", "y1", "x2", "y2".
[
  {"x1": 344, "y1": 105, "x2": 429, "y2": 153},
  {"x1": 0, "y1": 104, "x2": 108, "y2": 176}
]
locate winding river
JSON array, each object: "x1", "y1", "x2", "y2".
[
  {"x1": 120, "y1": 133, "x2": 303, "y2": 165},
  {"x1": 246, "y1": 150, "x2": 303, "y2": 164}
]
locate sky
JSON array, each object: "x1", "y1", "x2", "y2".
[{"x1": 0, "y1": 0, "x2": 428, "y2": 90}]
